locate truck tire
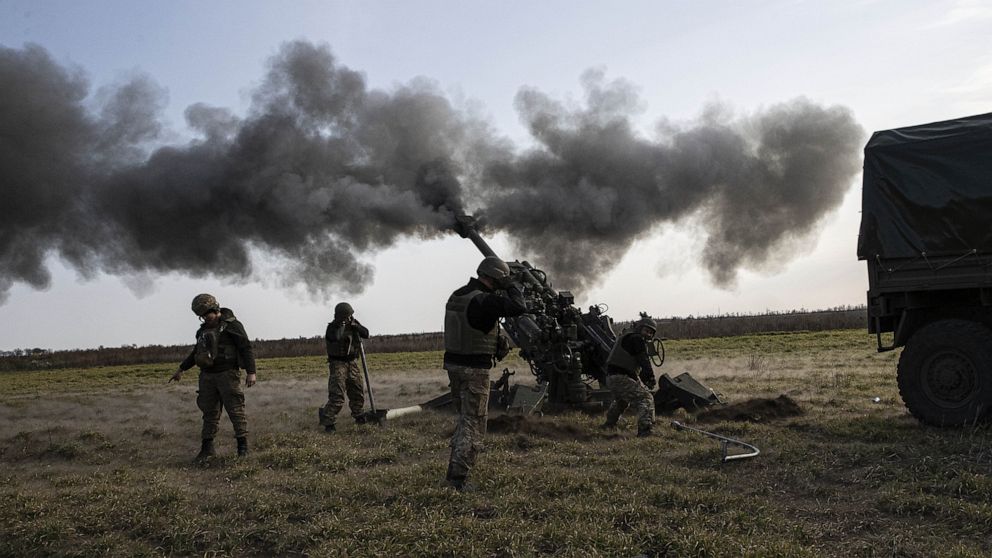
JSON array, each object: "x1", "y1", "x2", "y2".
[{"x1": 897, "y1": 319, "x2": 992, "y2": 426}]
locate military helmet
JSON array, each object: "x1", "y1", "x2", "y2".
[
  {"x1": 334, "y1": 302, "x2": 354, "y2": 318},
  {"x1": 634, "y1": 316, "x2": 657, "y2": 335},
  {"x1": 476, "y1": 256, "x2": 511, "y2": 280},
  {"x1": 191, "y1": 293, "x2": 220, "y2": 316}
]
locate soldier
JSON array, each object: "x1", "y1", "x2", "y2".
[
  {"x1": 601, "y1": 316, "x2": 658, "y2": 437},
  {"x1": 318, "y1": 302, "x2": 370, "y2": 432},
  {"x1": 169, "y1": 293, "x2": 257, "y2": 460},
  {"x1": 443, "y1": 256, "x2": 527, "y2": 491}
]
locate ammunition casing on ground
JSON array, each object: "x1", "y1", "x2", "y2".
[{"x1": 384, "y1": 405, "x2": 424, "y2": 419}]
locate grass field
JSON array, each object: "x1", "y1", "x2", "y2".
[{"x1": 2, "y1": 329, "x2": 991, "y2": 557}]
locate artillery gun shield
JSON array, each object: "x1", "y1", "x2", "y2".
[
  {"x1": 655, "y1": 372, "x2": 723, "y2": 413},
  {"x1": 505, "y1": 383, "x2": 548, "y2": 415}
]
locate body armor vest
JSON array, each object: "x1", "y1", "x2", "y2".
[
  {"x1": 444, "y1": 289, "x2": 497, "y2": 355},
  {"x1": 326, "y1": 322, "x2": 359, "y2": 359},
  {"x1": 194, "y1": 321, "x2": 237, "y2": 370},
  {"x1": 607, "y1": 332, "x2": 642, "y2": 373}
]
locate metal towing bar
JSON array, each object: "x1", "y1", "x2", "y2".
[{"x1": 671, "y1": 421, "x2": 760, "y2": 463}]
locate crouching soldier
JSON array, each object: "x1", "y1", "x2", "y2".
[
  {"x1": 602, "y1": 316, "x2": 658, "y2": 437},
  {"x1": 318, "y1": 302, "x2": 370, "y2": 432},
  {"x1": 169, "y1": 293, "x2": 257, "y2": 461}
]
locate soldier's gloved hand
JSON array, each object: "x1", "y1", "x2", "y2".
[
  {"x1": 505, "y1": 283, "x2": 525, "y2": 305},
  {"x1": 245, "y1": 373, "x2": 257, "y2": 388},
  {"x1": 168, "y1": 367, "x2": 184, "y2": 383},
  {"x1": 509, "y1": 269, "x2": 529, "y2": 286}
]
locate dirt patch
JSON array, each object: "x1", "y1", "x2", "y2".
[
  {"x1": 487, "y1": 415, "x2": 599, "y2": 442},
  {"x1": 695, "y1": 395, "x2": 803, "y2": 423}
]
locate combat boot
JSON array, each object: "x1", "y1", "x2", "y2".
[
  {"x1": 354, "y1": 413, "x2": 368, "y2": 425},
  {"x1": 236, "y1": 436, "x2": 249, "y2": 457},
  {"x1": 636, "y1": 425, "x2": 653, "y2": 438},
  {"x1": 443, "y1": 475, "x2": 477, "y2": 492},
  {"x1": 599, "y1": 421, "x2": 618, "y2": 430},
  {"x1": 443, "y1": 463, "x2": 475, "y2": 492},
  {"x1": 194, "y1": 439, "x2": 215, "y2": 463},
  {"x1": 453, "y1": 480, "x2": 478, "y2": 493},
  {"x1": 324, "y1": 423, "x2": 336, "y2": 433}
]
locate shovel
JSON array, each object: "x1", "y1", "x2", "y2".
[{"x1": 357, "y1": 338, "x2": 386, "y2": 426}]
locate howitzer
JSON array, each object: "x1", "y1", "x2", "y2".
[
  {"x1": 453, "y1": 214, "x2": 629, "y2": 412},
  {"x1": 371, "y1": 215, "x2": 712, "y2": 421}
]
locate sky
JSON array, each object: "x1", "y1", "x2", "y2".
[{"x1": 1, "y1": 0, "x2": 991, "y2": 351}]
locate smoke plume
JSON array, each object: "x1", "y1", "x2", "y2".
[
  {"x1": 482, "y1": 70, "x2": 864, "y2": 289},
  {"x1": 0, "y1": 41, "x2": 864, "y2": 302}
]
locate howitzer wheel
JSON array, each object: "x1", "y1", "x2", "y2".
[{"x1": 898, "y1": 319, "x2": 992, "y2": 426}]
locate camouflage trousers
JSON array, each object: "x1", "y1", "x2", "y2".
[
  {"x1": 197, "y1": 369, "x2": 248, "y2": 439},
  {"x1": 320, "y1": 359, "x2": 365, "y2": 426},
  {"x1": 605, "y1": 374, "x2": 655, "y2": 430},
  {"x1": 445, "y1": 365, "x2": 491, "y2": 481}
]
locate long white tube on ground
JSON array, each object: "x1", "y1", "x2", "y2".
[{"x1": 383, "y1": 405, "x2": 425, "y2": 419}]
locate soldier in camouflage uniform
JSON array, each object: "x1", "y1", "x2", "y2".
[
  {"x1": 442, "y1": 256, "x2": 526, "y2": 491},
  {"x1": 169, "y1": 293, "x2": 257, "y2": 460},
  {"x1": 602, "y1": 317, "x2": 658, "y2": 437},
  {"x1": 318, "y1": 302, "x2": 370, "y2": 432}
]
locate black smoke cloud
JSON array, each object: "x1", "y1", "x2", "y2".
[
  {"x1": 482, "y1": 70, "x2": 864, "y2": 289},
  {"x1": 0, "y1": 41, "x2": 863, "y2": 302},
  {"x1": 0, "y1": 41, "x2": 478, "y2": 301}
]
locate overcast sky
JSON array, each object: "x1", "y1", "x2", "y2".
[{"x1": 2, "y1": 0, "x2": 991, "y2": 351}]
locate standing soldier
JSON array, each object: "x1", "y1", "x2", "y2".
[
  {"x1": 601, "y1": 317, "x2": 658, "y2": 437},
  {"x1": 169, "y1": 293, "x2": 257, "y2": 460},
  {"x1": 318, "y1": 302, "x2": 370, "y2": 432},
  {"x1": 443, "y1": 256, "x2": 526, "y2": 491}
]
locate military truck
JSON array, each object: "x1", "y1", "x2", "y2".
[{"x1": 859, "y1": 113, "x2": 992, "y2": 426}]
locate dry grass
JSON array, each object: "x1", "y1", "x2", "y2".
[{"x1": 2, "y1": 330, "x2": 991, "y2": 557}]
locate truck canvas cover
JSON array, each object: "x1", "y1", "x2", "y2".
[{"x1": 858, "y1": 112, "x2": 992, "y2": 260}]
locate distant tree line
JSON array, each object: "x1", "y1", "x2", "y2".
[
  {"x1": 0, "y1": 332, "x2": 443, "y2": 372},
  {"x1": 0, "y1": 306, "x2": 865, "y2": 372},
  {"x1": 623, "y1": 305, "x2": 867, "y2": 339}
]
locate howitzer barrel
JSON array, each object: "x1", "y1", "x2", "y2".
[
  {"x1": 453, "y1": 214, "x2": 497, "y2": 258},
  {"x1": 453, "y1": 214, "x2": 553, "y2": 296}
]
